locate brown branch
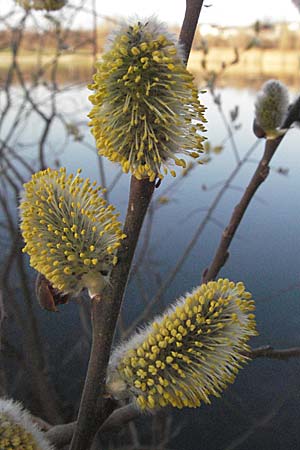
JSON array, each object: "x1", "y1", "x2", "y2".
[
  {"x1": 69, "y1": 3, "x2": 205, "y2": 449},
  {"x1": 179, "y1": 0, "x2": 204, "y2": 63},
  {"x1": 99, "y1": 403, "x2": 138, "y2": 433},
  {"x1": 46, "y1": 422, "x2": 75, "y2": 448},
  {"x1": 247, "y1": 345, "x2": 300, "y2": 360},
  {"x1": 203, "y1": 96, "x2": 300, "y2": 282},
  {"x1": 69, "y1": 178, "x2": 155, "y2": 450},
  {"x1": 46, "y1": 404, "x2": 139, "y2": 448},
  {"x1": 125, "y1": 141, "x2": 259, "y2": 337}
]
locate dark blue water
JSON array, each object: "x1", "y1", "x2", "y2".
[{"x1": 2, "y1": 84, "x2": 300, "y2": 449}]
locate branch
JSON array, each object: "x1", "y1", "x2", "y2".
[
  {"x1": 69, "y1": 178, "x2": 154, "y2": 450},
  {"x1": 203, "y1": 96, "x2": 300, "y2": 282},
  {"x1": 179, "y1": 0, "x2": 204, "y2": 63},
  {"x1": 46, "y1": 404, "x2": 139, "y2": 448},
  {"x1": 223, "y1": 396, "x2": 286, "y2": 450},
  {"x1": 247, "y1": 345, "x2": 300, "y2": 360},
  {"x1": 46, "y1": 422, "x2": 75, "y2": 449},
  {"x1": 125, "y1": 141, "x2": 259, "y2": 337},
  {"x1": 99, "y1": 403, "x2": 138, "y2": 433},
  {"x1": 69, "y1": 2, "x2": 205, "y2": 448}
]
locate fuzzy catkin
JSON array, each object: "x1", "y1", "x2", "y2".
[
  {"x1": 0, "y1": 399, "x2": 55, "y2": 450},
  {"x1": 88, "y1": 18, "x2": 206, "y2": 181},
  {"x1": 20, "y1": 168, "x2": 125, "y2": 297},
  {"x1": 106, "y1": 279, "x2": 257, "y2": 411},
  {"x1": 254, "y1": 79, "x2": 289, "y2": 139}
]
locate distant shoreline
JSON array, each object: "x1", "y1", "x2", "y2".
[
  {"x1": 188, "y1": 47, "x2": 300, "y2": 77},
  {"x1": 1, "y1": 48, "x2": 299, "y2": 88}
]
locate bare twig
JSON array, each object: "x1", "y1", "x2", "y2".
[
  {"x1": 179, "y1": 0, "x2": 204, "y2": 64},
  {"x1": 223, "y1": 397, "x2": 286, "y2": 450},
  {"x1": 125, "y1": 140, "x2": 259, "y2": 337},
  {"x1": 247, "y1": 345, "x2": 300, "y2": 360},
  {"x1": 46, "y1": 404, "x2": 139, "y2": 448},
  {"x1": 203, "y1": 96, "x2": 300, "y2": 282},
  {"x1": 46, "y1": 421, "x2": 75, "y2": 448}
]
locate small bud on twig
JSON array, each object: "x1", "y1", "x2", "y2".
[{"x1": 254, "y1": 79, "x2": 289, "y2": 139}]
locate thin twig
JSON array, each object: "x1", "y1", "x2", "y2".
[
  {"x1": 203, "y1": 96, "x2": 300, "y2": 282},
  {"x1": 179, "y1": 0, "x2": 204, "y2": 64},
  {"x1": 247, "y1": 345, "x2": 300, "y2": 360},
  {"x1": 223, "y1": 397, "x2": 286, "y2": 450},
  {"x1": 125, "y1": 140, "x2": 259, "y2": 337},
  {"x1": 46, "y1": 404, "x2": 139, "y2": 448}
]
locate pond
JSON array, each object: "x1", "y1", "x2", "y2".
[{"x1": 1, "y1": 80, "x2": 300, "y2": 450}]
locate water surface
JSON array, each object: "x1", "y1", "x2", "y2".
[{"x1": 1, "y1": 83, "x2": 300, "y2": 450}]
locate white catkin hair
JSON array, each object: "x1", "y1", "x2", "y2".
[
  {"x1": 0, "y1": 398, "x2": 55, "y2": 450},
  {"x1": 106, "y1": 279, "x2": 257, "y2": 411}
]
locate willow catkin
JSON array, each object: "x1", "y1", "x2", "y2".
[
  {"x1": 20, "y1": 168, "x2": 125, "y2": 297},
  {"x1": 106, "y1": 279, "x2": 257, "y2": 411},
  {"x1": 88, "y1": 18, "x2": 206, "y2": 181},
  {"x1": 0, "y1": 398, "x2": 55, "y2": 450}
]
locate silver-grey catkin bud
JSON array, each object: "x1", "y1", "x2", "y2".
[{"x1": 254, "y1": 79, "x2": 289, "y2": 139}]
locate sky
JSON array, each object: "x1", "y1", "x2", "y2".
[
  {"x1": 93, "y1": 0, "x2": 300, "y2": 27},
  {"x1": 2, "y1": 0, "x2": 300, "y2": 27}
]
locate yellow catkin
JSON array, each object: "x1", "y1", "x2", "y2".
[
  {"x1": 0, "y1": 399, "x2": 54, "y2": 450},
  {"x1": 20, "y1": 168, "x2": 125, "y2": 297},
  {"x1": 106, "y1": 279, "x2": 257, "y2": 410},
  {"x1": 88, "y1": 18, "x2": 206, "y2": 181}
]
